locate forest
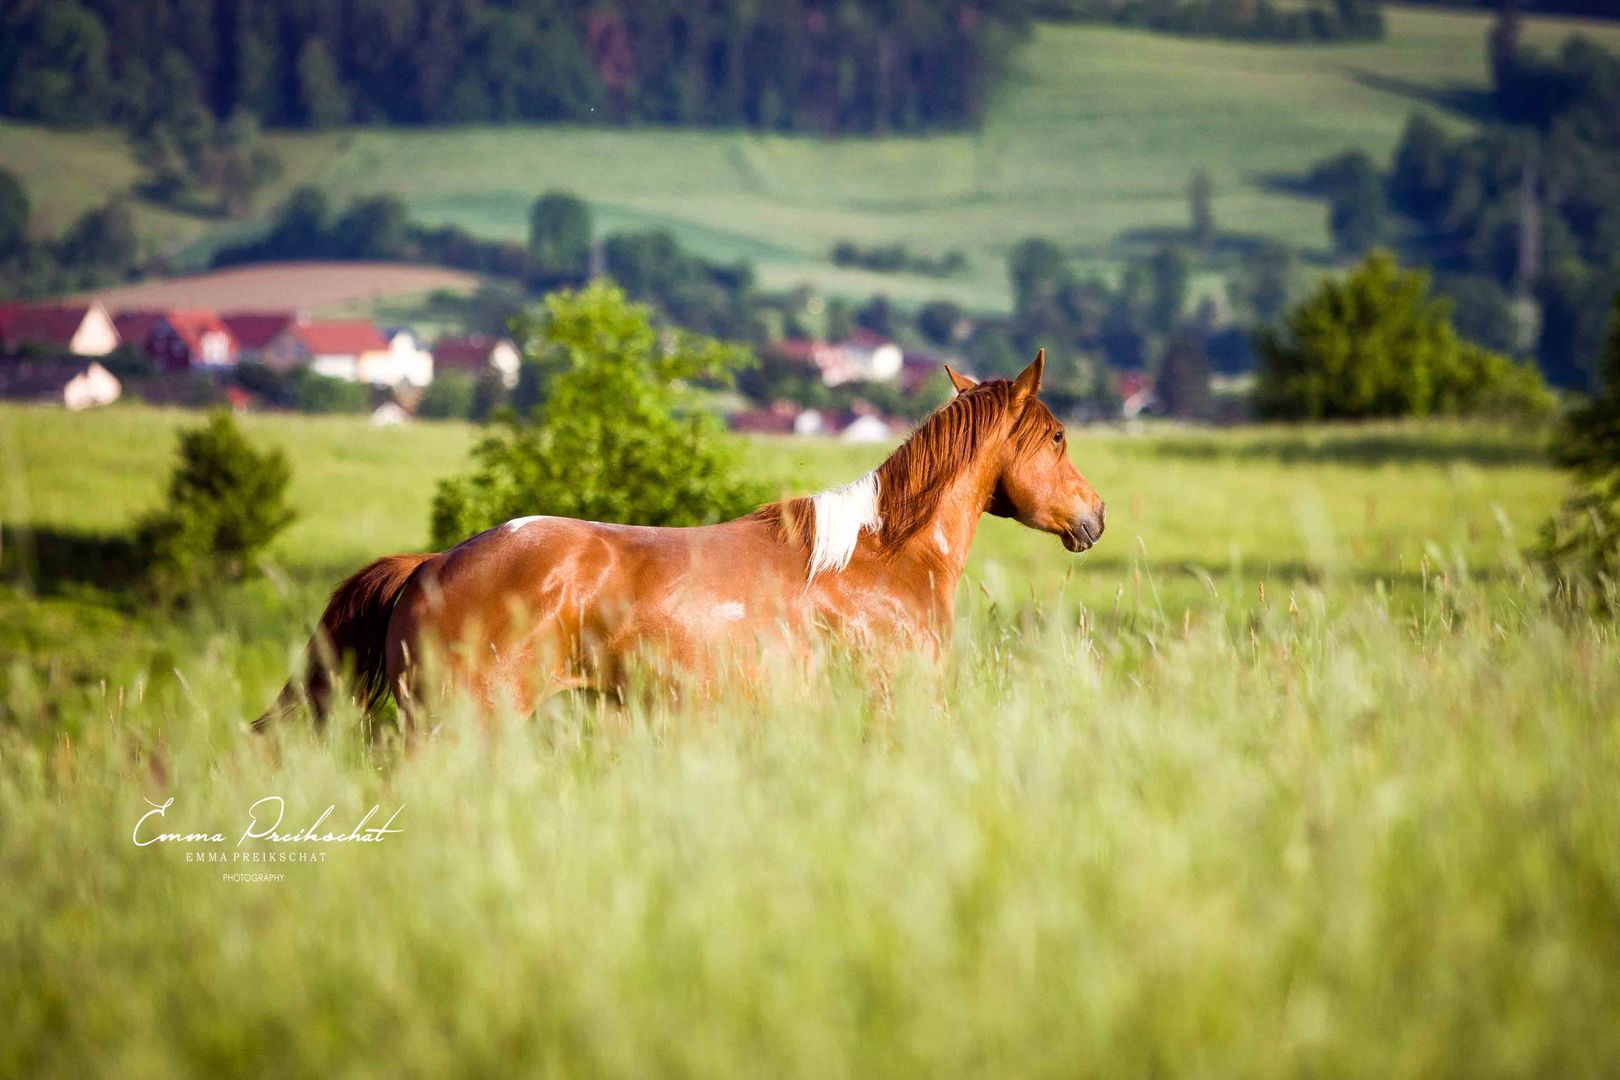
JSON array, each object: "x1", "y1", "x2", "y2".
[{"x1": 0, "y1": 0, "x2": 1030, "y2": 133}]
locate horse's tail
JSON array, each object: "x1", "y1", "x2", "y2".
[{"x1": 254, "y1": 553, "x2": 436, "y2": 730}]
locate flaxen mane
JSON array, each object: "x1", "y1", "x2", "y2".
[{"x1": 753, "y1": 379, "x2": 1053, "y2": 561}]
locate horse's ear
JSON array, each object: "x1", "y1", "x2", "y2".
[
  {"x1": 1011, "y1": 349, "x2": 1044, "y2": 403},
  {"x1": 944, "y1": 364, "x2": 977, "y2": 395}
]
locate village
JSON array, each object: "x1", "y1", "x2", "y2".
[{"x1": 0, "y1": 298, "x2": 1036, "y2": 440}]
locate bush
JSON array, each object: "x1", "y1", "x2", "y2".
[
  {"x1": 430, "y1": 282, "x2": 768, "y2": 548},
  {"x1": 1542, "y1": 294, "x2": 1620, "y2": 612},
  {"x1": 417, "y1": 371, "x2": 477, "y2": 420},
  {"x1": 291, "y1": 369, "x2": 369, "y2": 414},
  {"x1": 134, "y1": 412, "x2": 296, "y2": 596},
  {"x1": 1256, "y1": 251, "x2": 1553, "y2": 421}
]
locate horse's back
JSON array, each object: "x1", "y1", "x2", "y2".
[{"x1": 386, "y1": 513, "x2": 805, "y2": 711}]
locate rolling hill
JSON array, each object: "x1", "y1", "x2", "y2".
[{"x1": 3, "y1": 5, "x2": 1618, "y2": 313}]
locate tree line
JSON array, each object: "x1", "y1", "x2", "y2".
[
  {"x1": 0, "y1": 0, "x2": 1029, "y2": 135},
  {"x1": 1304, "y1": 16, "x2": 1620, "y2": 388}
]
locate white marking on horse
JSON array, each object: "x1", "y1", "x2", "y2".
[
  {"x1": 934, "y1": 524, "x2": 951, "y2": 556},
  {"x1": 715, "y1": 601, "x2": 746, "y2": 621},
  {"x1": 502, "y1": 515, "x2": 546, "y2": 533},
  {"x1": 808, "y1": 472, "x2": 880, "y2": 580}
]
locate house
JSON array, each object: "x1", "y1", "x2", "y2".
[
  {"x1": 841, "y1": 330, "x2": 904, "y2": 384},
  {"x1": 433, "y1": 334, "x2": 521, "y2": 388},
  {"x1": 0, "y1": 359, "x2": 121, "y2": 409},
  {"x1": 222, "y1": 311, "x2": 303, "y2": 366},
  {"x1": 371, "y1": 401, "x2": 413, "y2": 426},
  {"x1": 373, "y1": 328, "x2": 434, "y2": 388},
  {"x1": 729, "y1": 400, "x2": 826, "y2": 437},
  {"x1": 0, "y1": 301, "x2": 120, "y2": 356},
  {"x1": 111, "y1": 310, "x2": 165, "y2": 354},
  {"x1": 766, "y1": 332, "x2": 903, "y2": 387},
  {"x1": 729, "y1": 400, "x2": 904, "y2": 442},
  {"x1": 152, "y1": 310, "x2": 237, "y2": 371},
  {"x1": 1118, "y1": 372, "x2": 1157, "y2": 419},
  {"x1": 291, "y1": 321, "x2": 393, "y2": 383},
  {"x1": 115, "y1": 309, "x2": 236, "y2": 371}
]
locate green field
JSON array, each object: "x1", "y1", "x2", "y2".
[
  {"x1": 7, "y1": 7, "x2": 1620, "y2": 311},
  {"x1": 4, "y1": 404, "x2": 1618, "y2": 1075}
]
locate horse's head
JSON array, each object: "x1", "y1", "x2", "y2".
[{"x1": 946, "y1": 351, "x2": 1106, "y2": 553}]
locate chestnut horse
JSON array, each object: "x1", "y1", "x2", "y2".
[{"x1": 257, "y1": 351, "x2": 1105, "y2": 728}]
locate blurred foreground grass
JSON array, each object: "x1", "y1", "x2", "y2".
[{"x1": 2, "y1": 404, "x2": 1615, "y2": 1077}]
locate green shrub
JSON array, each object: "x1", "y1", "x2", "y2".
[
  {"x1": 430, "y1": 281, "x2": 767, "y2": 548},
  {"x1": 1257, "y1": 251, "x2": 1553, "y2": 421},
  {"x1": 291, "y1": 368, "x2": 369, "y2": 414},
  {"x1": 134, "y1": 411, "x2": 296, "y2": 596},
  {"x1": 417, "y1": 371, "x2": 477, "y2": 420}
]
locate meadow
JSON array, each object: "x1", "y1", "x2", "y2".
[
  {"x1": 8, "y1": 7, "x2": 1620, "y2": 312},
  {"x1": 3, "y1": 403, "x2": 1617, "y2": 1077}
]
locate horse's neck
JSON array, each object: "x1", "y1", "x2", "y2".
[{"x1": 881, "y1": 453, "x2": 996, "y2": 598}]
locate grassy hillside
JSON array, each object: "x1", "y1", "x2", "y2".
[
  {"x1": 4, "y1": 7, "x2": 1617, "y2": 313},
  {"x1": 3, "y1": 405, "x2": 1616, "y2": 1077}
]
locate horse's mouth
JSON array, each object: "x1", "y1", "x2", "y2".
[{"x1": 1061, "y1": 524, "x2": 1095, "y2": 553}]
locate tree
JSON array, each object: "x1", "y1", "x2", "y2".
[
  {"x1": 135, "y1": 411, "x2": 296, "y2": 596},
  {"x1": 0, "y1": 167, "x2": 29, "y2": 259},
  {"x1": 918, "y1": 299, "x2": 964, "y2": 347},
  {"x1": 1148, "y1": 246, "x2": 1190, "y2": 335},
  {"x1": 430, "y1": 282, "x2": 767, "y2": 547},
  {"x1": 2, "y1": 2, "x2": 110, "y2": 124},
  {"x1": 1256, "y1": 251, "x2": 1552, "y2": 420},
  {"x1": 528, "y1": 191, "x2": 593, "y2": 281},
  {"x1": 59, "y1": 199, "x2": 137, "y2": 276},
  {"x1": 1236, "y1": 242, "x2": 1293, "y2": 324},
  {"x1": 1312, "y1": 150, "x2": 1388, "y2": 256},
  {"x1": 1388, "y1": 112, "x2": 1452, "y2": 219},
  {"x1": 1157, "y1": 332, "x2": 1212, "y2": 419},
  {"x1": 1009, "y1": 238, "x2": 1072, "y2": 317},
  {"x1": 1188, "y1": 169, "x2": 1215, "y2": 247},
  {"x1": 295, "y1": 39, "x2": 348, "y2": 129},
  {"x1": 1542, "y1": 294, "x2": 1620, "y2": 611}
]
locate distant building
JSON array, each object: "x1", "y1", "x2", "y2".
[
  {"x1": 433, "y1": 334, "x2": 521, "y2": 388},
  {"x1": 222, "y1": 311, "x2": 303, "y2": 366},
  {"x1": 0, "y1": 302, "x2": 120, "y2": 357},
  {"x1": 371, "y1": 401, "x2": 413, "y2": 426},
  {"x1": 767, "y1": 331, "x2": 904, "y2": 387},
  {"x1": 115, "y1": 309, "x2": 236, "y2": 371},
  {"x1": 729, "y1": 400, "x2": 826, "y2": 436},
  {"x1": 729, "y1": 400, "x2": 904, "y2": 441},
  {"x1": 374, "y1": 328, "x2": 434, "y2": 388},
  {"x1": 0, "y1": 359, "x2": 121, "y2": 409}
]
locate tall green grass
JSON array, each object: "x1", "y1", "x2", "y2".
[
  {"x1": 4, "y1": 405, "x2": 1612, "y2": 1076},
  {"x1": 2, "y1": 558, "x2": 1616, "y2": 1076}
]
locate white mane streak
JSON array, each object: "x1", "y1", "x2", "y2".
[{"x1": 807, "y1": 472, "x2": 881, "y2": 580}]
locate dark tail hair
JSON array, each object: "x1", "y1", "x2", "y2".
[{"x1": 255, "y1": 553, "x2": 435, "y2": 730}]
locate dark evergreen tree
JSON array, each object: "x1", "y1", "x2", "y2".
[{"x1": 529, "y1": 192, "x2": 593, "y2": 282}]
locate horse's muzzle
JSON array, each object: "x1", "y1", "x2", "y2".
[{"x1": 1062, "y1": 508, "x2": 1104, "y2": 553}]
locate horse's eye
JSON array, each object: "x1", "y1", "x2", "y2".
[{"x1": 1052, "y1": 430, "x2": 1065, "y2": 445}]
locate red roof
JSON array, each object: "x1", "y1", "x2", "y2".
[
  {"x1": 293, "y1": 320, "x2": 389, "y2": 356},
  {"x1": 433, "y1": 334, "x2": 507, "y2": 371},
  {"x1": 162, "y1": 309, "x2": 234, "y2": 355},
  {"x1": 222, "y1": 311, "x2": 300, "y2": 350},
  {"x1": 0, "y1": 303, "x2": 106, "y2": 350},
  {"x1": 112, "y1": 310, "x2": 166, "y2": 350},
  {"x1": 767, "y1": 339, "x2": 821, "y2": 363}
]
